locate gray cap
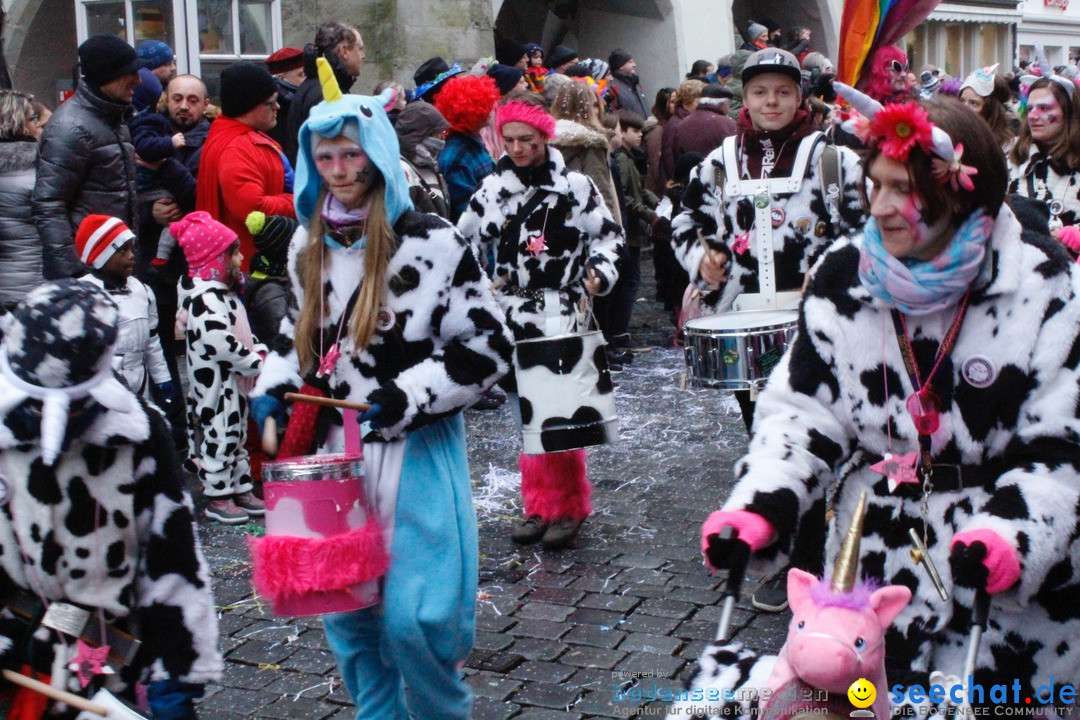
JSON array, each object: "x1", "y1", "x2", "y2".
[{"x1": 741, "y1": 48, "x2": 802, "y2": 85}]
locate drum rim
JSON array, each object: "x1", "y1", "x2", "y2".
[
  {"x1": 684, "y1": 311, "x2": 798, "y2": 333},
  {"x1": 262, "y1": 453, "x2": 364, "y2": 482}
]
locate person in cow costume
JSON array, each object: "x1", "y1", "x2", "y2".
[
  {"x1": 0, "y1": 280, "x2": 220, "y2": 719},
  {"x1": 698, "y1": 88, "x2": 1080, "y2": 714},
  {"x1": 250, "y1": 59, "x2": 513, "y2": 720},
  {"x1": 457, "y1": 94, "x2": 624, "y2": 550}
]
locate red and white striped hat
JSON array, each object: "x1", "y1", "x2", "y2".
[{"x1": 74, "y1": 215, "x2": 135, "y2": 269}]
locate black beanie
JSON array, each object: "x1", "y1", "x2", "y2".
[
  {"x1": 547, "y1": 45, "x2": 578, "y2": 70},
  {"x1": 247, "y1": 211, "x2": 299, "y2": 277},
  {"x1": 487, "y1": 63, "x2": 524, "y2": 96},
  {"x1": 79, "y1": 34, "x2": 144, "y2": 86},
  {"x1": 220, "y1": 61, "x2": 278, "y2": 118},
  {"x1": 608, "y1": 49, "x2": 633, "y2": 73}
]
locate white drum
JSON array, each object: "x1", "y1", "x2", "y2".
[{"x1": 683, "y1": 310, "x2": 798, "y2": 390}]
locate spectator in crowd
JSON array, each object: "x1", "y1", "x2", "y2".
[
  {"x1": 413, "y1": 56, "x2": 463, "y2": 104},
  {"x1": 135, "y1": 73, "x2": 211, "y2": 453},
  {"x1": 960, "y1": 65, "x2": 1015, "y2": 150},
  {"x1": 671, "y1": 83, "x2": 737, "y2": 161},
  {"x1": 785, "y1": 26, "x2": 812, "y2": 63},
  {"x1": 524, "y1": 42, "x2": 548, "y2": 92},
  {"x1": 373, "y1": 79, "x2": 407, "y2": 124},
  {"x1": 285, "y1": 21, "x2": 364, "y2": 163},
  {"x1": 551, "y1": 81, "x2": 623, "y2": 224},
  {"x1": 395, "y1": 99, "x2": 452, "y2": 217},
  {"x1": 541, "y1": 71, "x2": 572, "y2": 107},
  {"x1": 244, "y1": 211, "x2": 299, "y2": 354},
  {"x1": 487, "y1": 62, "x2": 527, "y2": 97},
  {"x1": 496, "y1": 36, "x2": 529, "y2": 71},
  {"x1": 714, "y1": 54, "x2": 735, "y2": 86},
  {"x1": 741, "y1": 22, "x2": 769, "y2": 52},
  {"x1": 75, "y1": 214, "x2": 173, "y2": 408},
  {"x1": 760, "y1": 17, "x2": 783, "y2": 45},
  {"x1": 0, "y1": 279, "x2": 222, "y2": 719},
  {"x1": 650, "y1": 151, "x2": 698, "y2": 319},
  {"x1": 643, "y1": 86, "x2": 674, "y2": 196},
  {"x1": 608, "y1": 49, "x2": 649, "y2": 117},
  {"x1": 0, "y1": 90, "x2": 42, "y2": 312},
  {"x1": 196, "y1": 61, "x2": 295, "y2": 271},
  {"x1": 30, "y1": 98, "x2": 51, "y2": 133},
  {"x1": 918, "y1": 69, "x2": 941, "y2": 99},
  {"x1": 547, "y1": 44, "x2": 579, "y2": 74},
  {"x1": 658, "y1": 78, "x2": 703, "y2": 190},
  {"x1": 138, "y1": 39, "x2": 177, "y2": 84},
  {"x1": 265, "y1": 46, "x2": 305, "y2": 149},
  {"x1": 34, "y1": 34, "x2": 141, "y2": 280},
  {"x1": 686, "y1": 59, "x2": 714, "y2": 81},
  {"x1": 865, "y1": 45, "x2": 912, "y2": 103},
  {"x1": 435, "y1": 74, "x2": 500, "y2": 220}
]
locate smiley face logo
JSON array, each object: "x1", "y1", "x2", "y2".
[{"x1": 847, "y1": 678, "x2": 876, "y2": 709}]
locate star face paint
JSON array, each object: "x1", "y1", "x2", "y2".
[
  {"x1": 315, "y1": 136, "x2": 378, "y2": 209},
  {"x1": 1027, "y1": 88, "x2": 1065, "y2": 144},
  {"x1": 501, "y1": 121, "x2": 547, "y2": 167}
]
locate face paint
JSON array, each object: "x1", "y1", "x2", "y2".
[
  {"x1": 315, "y1": 136, "x2": 377, "y2": 210},
  {"x1": 356, "y1": 163, "x2": 377, "y2": 184},
  {"x1": 1028, "y1": 88, "x2": 1066, "y2": 143}
]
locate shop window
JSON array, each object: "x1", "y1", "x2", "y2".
[
  {"x1": 80, "y1": 0, "x2": 178, "y2": 55},
  {"x1": 191, "y1": 0, "x2": 279, "y2": 100}
]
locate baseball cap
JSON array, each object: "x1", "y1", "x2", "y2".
[{"x1": 741, "y1": 48, "x2": 802, "y2": 85}]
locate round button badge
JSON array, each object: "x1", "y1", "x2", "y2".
[{"x1": 962, "y1": 355, "x2": 996, "y2": 388}]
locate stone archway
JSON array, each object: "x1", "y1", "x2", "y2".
[
  {"x1": 4, "y1": 0, "x2": 77, "y2": 103},
  {"x1": 730, "y1": 0, "x2": 839, "y2": 61}
]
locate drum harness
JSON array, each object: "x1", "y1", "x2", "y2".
[{"x1": 706, "y1": 132, "x2": 842, "y2": 312}]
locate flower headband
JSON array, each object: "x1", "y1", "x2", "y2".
[{"x1": 835, "y1": 82, "x2": 977, "y2": 192}]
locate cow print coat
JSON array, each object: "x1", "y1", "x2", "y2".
[
  {"x1": 456, "y1": 148, "x2": 623, "y2": 342},
  {"x1": 1008, "y1": 143, "x2": 1080, "y2": 239},
  {"x1": 0, "y1": 380, "x2": 221, "y2": 692},
  {"x1": 178, "y1": 276, "x2": 263, "y2": 494},
  {"x1": 671, "y1": 134, "x2": 865, "y2": 314},
  {"x1": 695, "y1": 205, "x2": 1080, "y2": 708},
  {"x1": 254, "y1": 210, "x2": 514, "y2": 445}
]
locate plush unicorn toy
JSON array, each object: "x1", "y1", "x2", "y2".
[
  {"x1": 761, "y1": 492, "x2": 911, "y2": 720},
  {"x1": 672, "y1": 492, "x2": 912, "y2": 720}
]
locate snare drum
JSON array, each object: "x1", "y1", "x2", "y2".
[
  {"x1": 250, "y1": 454, "x2": 387, "y2": 617},
  {"x1": 683, "y1": 310, "x2": 798, "y2": 390}
]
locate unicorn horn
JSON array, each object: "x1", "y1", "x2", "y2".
[
  {"x1": 317, "y1": 57, "x2": 343, "y2": 103},
  {"x1": 1034, "y1": 43, "x2": 1053, "y2": 82},
  {"x1": 831, "y1": 489, "x2": 868, "y2": 594},
  {"x1": 833, "y1": 81, "x2": 883, "y2": 119}
]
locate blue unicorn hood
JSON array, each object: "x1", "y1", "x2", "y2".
[{"x1": 295, "y1": 58, "x2": 413, "y2": 227}]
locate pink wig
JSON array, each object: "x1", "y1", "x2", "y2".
[
  {"x1": 496, "y1": 101, "x2": 557, "y2": 139},
  {"x1": 864, "y1": 45, "x2": 910, "y2": 103},
  {"x1": 434, "y1": 75, "x2": 501, "y2": 134}
]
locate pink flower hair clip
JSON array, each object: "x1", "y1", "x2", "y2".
[{"x1": 834, "y1": 82, "x2": 976, "y2": 193}]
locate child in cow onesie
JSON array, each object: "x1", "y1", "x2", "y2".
[
  {"x1": 697, "y1": 93, "x2": 1080, "y2": 715},
  {"x1": 457, "y1": 97, "x2": 624, "y2": 550},
  {"x1": 0, "y1": 280, "x2": 220, "y2": 719},
  {"x1": 249, "y1": 59, "x2": 513, "y2": 720},
  {"x1": 174, "y1": 211, "x2": 266, "y2": 525},
  {"x1": 74, "y1": 214, "x2": 175, "y2": 409}
]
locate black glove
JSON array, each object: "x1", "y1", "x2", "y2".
[{"x1": 948, "y1": 540, "x2": 990, "y2": 590}]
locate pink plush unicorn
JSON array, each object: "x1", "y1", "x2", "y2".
[{"x1": 762, "y1": 492, "x2": 912, "y2": 720}]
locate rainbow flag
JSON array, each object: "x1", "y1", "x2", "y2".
[{"x1": 838, "y1": 0, "x2": 942, "y2": 87}]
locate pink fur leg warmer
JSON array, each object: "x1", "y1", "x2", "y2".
[
  {"x1": 701, "y1": 509, "x2": 776, "y2": 568},
  {"x1": 951, "y1": 528, "x2": 1021, "y2": 595},
  {"x1": 248, "y1": 522, "x2": 389, "y2": 603},
  {"x1": 520, "y1": 449, "x2": 592, "y2": 522}
]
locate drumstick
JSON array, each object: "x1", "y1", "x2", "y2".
[
  {"x1": 284, "y1": 392, "x2": 371, "y2": 412},
  {"x1": 261, "y1": 416, "x2": 279, "y2": 456},
  {"x1": 1, "y1": 669, "x2": 109, "y2": 716}
]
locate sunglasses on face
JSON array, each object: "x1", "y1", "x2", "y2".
[{"x1": 889, "y1": 60, "x2": 908, "y2": 74}]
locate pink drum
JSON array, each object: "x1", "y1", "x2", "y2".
[{"x1": 249, "y1": 454, "x2": 388, "y2": 617}]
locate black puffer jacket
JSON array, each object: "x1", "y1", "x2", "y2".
[
  {"x1": 0, "y1": 141, "x2": 41, "y2": 309},
  {"x1": 33, "y1": 82, "x2": 137, "y2": 280}
]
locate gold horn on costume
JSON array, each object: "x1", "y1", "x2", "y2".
[
  {"x1": 317, "y1": 57, "x2": 342, "y2": 103},
  {"x1": 830, "y1": 489, "x2": 868, "y2": 594}
]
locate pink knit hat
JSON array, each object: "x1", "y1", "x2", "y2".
[
  {"x1": 495, "y1": 101, "x2": 556, "y2": 139},
  {"x1": 171, "y1": 211, "x2": 239, "y2": 282}
]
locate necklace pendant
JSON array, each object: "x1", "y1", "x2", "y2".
[
  {"x1": 906, "y1": 388, "x2": 941, "y2": 435},
  {"x1": 870, "y1": 450, "x2": 920, "y2": 493},
  {"x1": 317, "y1": 343, "x2": 341, "y2": 378},
  {"x1": 526, "y1": 233, "x2": 547, "y2": 257}
]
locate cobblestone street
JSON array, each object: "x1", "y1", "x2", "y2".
[{"x1": 193, "y1": 261, "x2": 790, "y2": 719}]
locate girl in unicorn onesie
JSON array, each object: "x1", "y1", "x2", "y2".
[{"x1": 249, "y1": 60, "x2": 513, "y2": 720}]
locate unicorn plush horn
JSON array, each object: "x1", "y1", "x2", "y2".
[
  {"x1": 1035, "y1": 42, "x2": 1076, "y2": 99},
  {"x1": 831, "y1": 489, "x2": 868, "y2": 593}
]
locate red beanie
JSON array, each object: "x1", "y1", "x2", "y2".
[{"x1": 74, "y1": 215, "x2": 134, "y2": 269}]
